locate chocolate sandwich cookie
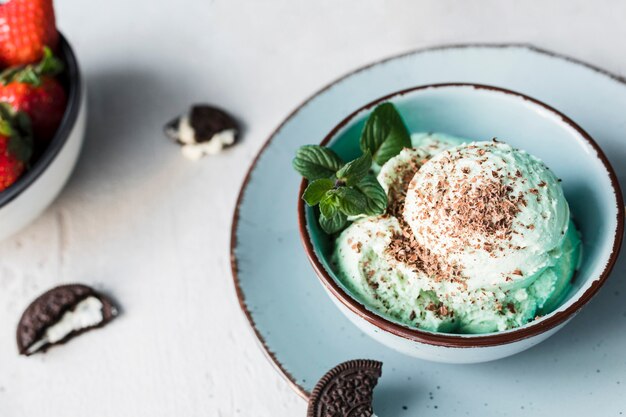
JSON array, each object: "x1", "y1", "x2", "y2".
[
  {"x1": 308, "y1": 359, "x2": 383, "y2": 417},
  {"x1": 164, "y1": 104, "x2": 240, "y2": 160},
  {"x1": 17, "y1": 284, "x2": 118, "y2": 356}
]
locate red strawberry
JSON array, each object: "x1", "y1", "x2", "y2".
[
  {"x1": 0, "y1": 0, "x2": 58, "y2": 67},
  {"x1": 0, "y1": 46, "x2": 66, "y2": 142},
  {"x1": 0, "y1": 103, "x2": 33, "y2": 191}
]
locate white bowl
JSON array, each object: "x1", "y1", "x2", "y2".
[{"x1": 0, "y1": 34, "x2": 86, "y2": 240}]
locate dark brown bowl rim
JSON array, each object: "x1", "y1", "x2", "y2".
[
  {"x1": 0, "y1": 33, "x2": 82, "y2": 208},
  {"x1": 297, "y1": 82, "x2": 625, "y2": 348}
]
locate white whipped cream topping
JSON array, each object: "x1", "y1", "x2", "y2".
[
  {"x1": 178, "y1": 115, "x2": 236, "y2": 160},
  {"x1": 26, "y1": 296, "x2": 104, "y2": 355}
]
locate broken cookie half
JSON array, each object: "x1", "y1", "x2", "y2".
[
  {"x1": 17, "y1": 284, "x2": 118, "y2": 356},
  {"x1": 164, "y1": 104, "x2": 240, "y2": 160}
]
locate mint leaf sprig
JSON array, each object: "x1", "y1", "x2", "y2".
[
  {"x1": 293, "y1": 102, "x2": 410, "y2": 234},
  {"x1": 294, "y1": 148, "x2": 385, "y2": 233}
]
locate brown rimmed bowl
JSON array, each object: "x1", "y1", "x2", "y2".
[{"x1": 298, "y1": 83, "x2": 624, "y2": 363}]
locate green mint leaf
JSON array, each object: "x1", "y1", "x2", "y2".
[
  {"x1": 318, "y1": 191, "x2": 347, "y2": 233},
  {"x1": 293, "y1": 145, "x2": 344, "y2": 180},
  {"x1": 360, "y1": 102, "x2": 411, "y2": 165},
  {"x1": 375, "y1": 127, "x2": 411, "y2": 164},
  {"x1": 302, "y1": 178, "x2": 334, "y2": 206},
  {"x1": 335, "y1": 151, "x2": 372, "y2": 186},
  {"x1": 319, "y1": 210, "x2": 347, "y2": 234},
  {"x1": 319, "y1": 191, "x2": 339, "y2": 218},
  {"x1": 334, "y1": 187, "x2": 366, "y2": 216},
  {"x1": 355, "y1": 175, "x2": 387, "y2": 215}
]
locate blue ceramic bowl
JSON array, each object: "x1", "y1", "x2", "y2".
[{"x1": 298, "y1": 83, "x2": 624, "y2": 363}]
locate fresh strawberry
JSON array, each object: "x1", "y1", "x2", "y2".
[
  {"x1": 0, "y1": 103, "x2": 33, "y2": 191},
  {"x1": 0, "y1": 47, "x2": 66, "y2": 142},
  {"x1": 0, "y1": 0, "x2": 58, "y2": 67}
]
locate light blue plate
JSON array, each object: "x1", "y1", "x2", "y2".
[{"x1": 231, "y1": 45, "x2": 626, "y2": 416}]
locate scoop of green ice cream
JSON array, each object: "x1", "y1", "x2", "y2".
[
  {"x1": 332, "y1": 136, "x2": 581, "y2": 334},
  {"x1": 404, "y1": 141, "x2": 571, "y2": 291}
]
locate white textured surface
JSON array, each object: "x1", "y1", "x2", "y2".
[{"x1": 0, "y1": 0, "x2": 625, "y2": 415}]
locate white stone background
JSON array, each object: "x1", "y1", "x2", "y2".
[{"x1": 1, "y1": 0, "x2": 625, "y2": 415}]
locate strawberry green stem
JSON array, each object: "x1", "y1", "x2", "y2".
[{"x1": 0, "y1": 47, "x2": 64, "y2": 87}]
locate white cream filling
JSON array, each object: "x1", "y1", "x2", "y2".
[
  {"x1": 27, "y1": 296, "x2": 104, "y2": 354},
  {"x1": 178, "y1": 116, "x2": 235, "y2": 160},
  {"x1": 177, "y1": 115, "x2": 196, "y2": 145}
]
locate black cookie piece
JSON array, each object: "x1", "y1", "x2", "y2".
[
  {"x1": 164, "y1": 104, "x2": 239, "y2": 145},
  {"x1": 16, "y1": 284, "x2": 118, "y2": 356},
  {"x1": 307, "y1": 359, "x2": 383, "y2": 417}
]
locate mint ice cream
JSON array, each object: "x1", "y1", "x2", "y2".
[{"x1": 332, "y1": 134, "x2": 581, "y2": 334}]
